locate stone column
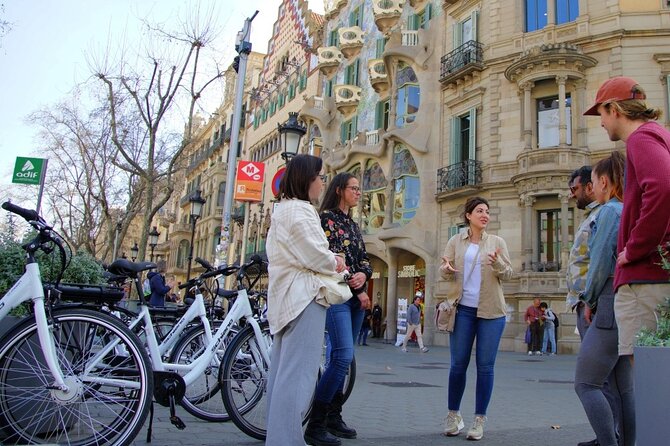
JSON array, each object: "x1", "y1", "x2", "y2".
[
  {"x1": 385, "y1": 253, "x2": 399, "y2": 344},
  {"x1": 575, "y1": 79, "x2": 588, "y2": 148},
  {"x1": 559, "y1": 192, "x2": 570, "y2": 271},
  {"x1": 556, "y1": 75, "x2": 568, "y2": 145},
  {"x1": 521, "y1": 81, "x2": 534, "y2": 150},
  {"x1": 522, "y1": 195, "x2": 536, "y2": 270},
  {"x1": 547, "y1": 0, "x2": 556, "y2": 25}
]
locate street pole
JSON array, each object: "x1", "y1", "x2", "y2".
[
  {"x1": 186, "y1": 216, "x2": 197, "y2": 281},
  {"x1": 112, "y1": 222, "x2": 121, "y2": 260},
  {"x1": 35, "y1": 159, "x2": 48, "y2": 215},
  {"x1": 216, "y1": 10, "x2": 258, "y2": 267}
]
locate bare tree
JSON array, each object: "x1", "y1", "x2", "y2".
[
  {"x1": 91, "y1": 8, "x2": 225, "y2": 260},
  {"x1": 28, "y1": 90, "x2": 145, "y2": 259},
  {"x1": 0, "y1": 3, "x2": 12, "y2": 47}
]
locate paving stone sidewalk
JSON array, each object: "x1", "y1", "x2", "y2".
[{"x1": 133, "y1": 340, "x2": 593, "y2": 446}]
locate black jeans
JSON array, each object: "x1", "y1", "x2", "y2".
[{"x1": 528, "y1": 320, "x2": 543, "y2": 352}]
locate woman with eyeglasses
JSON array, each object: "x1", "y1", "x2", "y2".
[
  {"x1": 304, "y1": 172, "x2": 372, "y2": 446},
  {"x1": 265, "y1": 155, "x2": 346, "y2": 446}
]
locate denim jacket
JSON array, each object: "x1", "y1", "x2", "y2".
[{"x1": 581, "y1": 199, "x2": 622, "y2": 308}]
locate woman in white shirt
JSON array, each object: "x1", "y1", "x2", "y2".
[
  {"x1": 440, "y1": 196, "x2": 513, "y2": 441},
  {"x1": 265, "y1": 154, "x2": 345, "y2": 446}
]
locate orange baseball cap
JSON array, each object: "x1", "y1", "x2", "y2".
[{"x1": 584, "y1": 76, "x2": 646, "y2": 116}]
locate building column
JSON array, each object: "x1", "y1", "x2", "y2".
[
  {"x1": 556, "y1": 75, "x2": 568, "y2": 145},
  {"x1": 547, "y1": 0, "x2": 556, "y2": 25},
  {"x1": 384, "y1": 253, "x2": 399, "y2": 344},
  {"x1": 575, "y1": 79, "x2": 588, "y2": 148},
  {"x1": 522, "y1": 195, "x2": 535, "y2": 271},
  {"x1": 521, "y1": 81, "x2": 534, "y2": 150},
  {"x1": 559, "y1": 192, "x2": 570, "y2": 271}
]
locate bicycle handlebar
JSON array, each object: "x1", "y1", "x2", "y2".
[
  {"x1": 2, "y1": 201, "x2": 42, "y2": 225},
  {"x1": 195, "y1": 257, "x2": 214, "y2": 271},
  {"x1": 178, "y1": 263, "x2": 239, "y2": 290}
]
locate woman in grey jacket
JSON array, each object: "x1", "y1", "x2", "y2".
[
  {"x1": 265, "y1": 155, "x2": 345, "y2": 446},
  {"x1": 440, "y1": 196, "x2": 513, "y2": 441}
]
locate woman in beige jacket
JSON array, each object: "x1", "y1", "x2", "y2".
[
  {"x1": 440, "y1": 196, "x2": 513, "y2": 441},
  {"x1": 265, "y1": 154, "x2": 345, "y2": 446}
]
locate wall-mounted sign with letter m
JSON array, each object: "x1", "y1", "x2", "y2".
[{"x1": 234, "y1": 161, "x2": 265, "y2": 202}]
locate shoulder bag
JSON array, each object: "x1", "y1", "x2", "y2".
[{"x1": 316, "y1": 271, "x2": 353, "y2": 305}]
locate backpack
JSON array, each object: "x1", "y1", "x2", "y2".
[{"x1": 547, "y1": 309, "x2": 559, "y2": 327}]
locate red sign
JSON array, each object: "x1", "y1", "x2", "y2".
[
  {"x1": 234, "y1": 161, "x2": 265, "y2": 202},
  {"x1": 271, "y1": 167, "x2": 286, "y2": 197}
]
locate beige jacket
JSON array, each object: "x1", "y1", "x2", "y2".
[
  {"x1": 266, "y1": 199, "x2": 338, "y2": 335},
  {"x1": 439, "y1": 230, "x2": 514, "y2": 319}
]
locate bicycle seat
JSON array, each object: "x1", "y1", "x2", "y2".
[
  {"x1": 108, "y1": 259, "x2": 156, "y2": 277},
  {"x1": 217, "y1": 289, "x2": 238, "y2": 300}
]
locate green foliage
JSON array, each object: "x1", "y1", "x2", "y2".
[
  {"x1": 636, "y1": 242, "x2": 670, "y2": 347},
  {"x1": 0, "y1": 237, "x2": 25, "y2": 297}
]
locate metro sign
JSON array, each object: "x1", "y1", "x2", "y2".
[{"x1": 234, "y1": 161, "x2": 265, "y2": 202}]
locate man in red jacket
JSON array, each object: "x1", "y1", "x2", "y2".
[{"x1": 585, "y1": 76, "x2": 670, "y2": 361}]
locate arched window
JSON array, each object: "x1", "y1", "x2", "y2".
[
  {"x1": 391, "y1": 145, "x2": 419, "y2": 225},
  {"x1": 176, "y1": 240, "x2": 190, "y2": 269},
  {"x1": 362, "y1": 161, "x2": 388, "y2": 234},
  {"x1": 395, "y1": 62, "x2": 420, "y2": 127}
]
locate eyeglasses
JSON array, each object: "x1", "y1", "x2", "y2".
[
  {"x1": 569, "y1": 185, "x2": 578, "y2": 194},
  {"x1": 345, "y1": 186, "x2": 361, "y2": 193},
  {"x1": 320, "y1": 175, "x2": 328, "y2": 183}
]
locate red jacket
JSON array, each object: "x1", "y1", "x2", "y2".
[{"x1": 614, "y1": 121, "x2": 670, "y2": 290}]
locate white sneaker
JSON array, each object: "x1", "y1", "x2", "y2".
[
  {"x1": 421, "y1": 347, "x2": 429, "y2": 353},
  {"x1": 527, "y1": 351, "x2": 533, "y2": 356},
  {"x1": 466, "y1": 415, "x2": 486, "y2": 440},
  {"x1": 534, "y1": 351, "x2": 542, "y2": 355},
  {"x1": 443, "y1": 411, "x2": 464, "y2": 436},
  {"x1": 401, "y1": 347, "x2": 407, "y2": 352}
]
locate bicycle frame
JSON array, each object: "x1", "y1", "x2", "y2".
[
  {"x1": 0, "y1": 262, "x2": 67, "y2": 390},
  {"x1": 120, "y1": 281, "x2": 270, "y2": 388}
]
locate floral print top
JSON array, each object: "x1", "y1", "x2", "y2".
[{"x1": 320, "y1": 208, "x2": 373, "y2": 295}]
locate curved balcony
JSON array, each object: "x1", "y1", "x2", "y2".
[
  {"x1": 368, "y1": 58, "x2": 389, "y2": 95},
  {"x1": 409, "y1": 0, "x2": 428, "y2": 9},
  {"x1": 334, "y1": 84, "x2": 361, "y2": 118},
  {"x1": 317, "y1": 46, "x2": 343, "y2": 79},
  {"x1": 338, "y1": 26, "x2": 365, "y2": 60},
  {"x1": 373, "y1": 0, "x2": 404, "y2": 33}
]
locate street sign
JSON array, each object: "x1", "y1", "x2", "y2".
[
  {"x1": 271, "y1": 167, "x2": 286, "y2": 197},
  {"x1": 12, "y1": 157, "x2": 46, "y2": 185},
  {"x1": 234, "y1": 161, "x2": 265, "y2": 202}
]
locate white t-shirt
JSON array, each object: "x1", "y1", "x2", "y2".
[{"x1": 460, "y1": 242, "x2": 482, "y2": 308}]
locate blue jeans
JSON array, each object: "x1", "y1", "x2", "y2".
[
  {"x1": 448, "y1": 305, "x2": 506, "y2": 416},
  {"x1": 542, "y1": 323, "x2": 556, "y2": 354},
  {"x1": 314, "y1": 299, "x2": 364, "y2": 403}
]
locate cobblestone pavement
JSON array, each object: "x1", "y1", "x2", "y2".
[{"x1": 132, "y1": 339, "x2": 593, "y2": 446}]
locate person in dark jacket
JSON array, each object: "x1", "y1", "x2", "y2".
[{"x1": 148, "y1": 260, "x2": 174, "y2": 307}]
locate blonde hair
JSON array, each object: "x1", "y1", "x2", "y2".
[{"x1": 605, "y1": 84, "x2": 662, "y2": 120}]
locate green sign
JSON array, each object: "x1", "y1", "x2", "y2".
[{"x1": 12, "y1": 157, "x2": 45, "y2": 185}]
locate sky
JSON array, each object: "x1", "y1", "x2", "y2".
[{"x1": 0, "y1": 0, "x2": 324, "y2": 191}]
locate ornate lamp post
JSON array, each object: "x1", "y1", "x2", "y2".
[
  {"x1": 186, "y1": 189, "x2": 206, "y2": 281},
  {"x1": 149, "y1": 226, "x2": 160, "y2": 262},
  {"x1": 130, "y1": 242, "x2": 139, "y2": 262},
  {"x1": 278, "y1": 112, "x2": 307, "y2": 162}
]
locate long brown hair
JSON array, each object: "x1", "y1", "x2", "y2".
[
  {"x1": 278, "y1": 154, "x2": 322, "y2": 201},
  {"x1": 319, "y1": 172, "x2": 356, "y2": 214},
  {"x1": 592, "y1": 151, "x2": 626, "y2": 202}
]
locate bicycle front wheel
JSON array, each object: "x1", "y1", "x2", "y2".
[
  {"x1": 220, "y1": 322, "x2": 271, "y2": 440},
  {"x1": 0, "y1": 308, "x2": 153, "y2": 446}
]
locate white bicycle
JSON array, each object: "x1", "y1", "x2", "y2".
[{"x1": 0, "y1": 202, "x2": 153, "y2": 446}]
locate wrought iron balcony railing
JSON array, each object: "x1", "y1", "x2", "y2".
[
  {"x1": 439, "y1": 40, "x2": 484, "y2": 82},
  {"x1": 437, "y1": 159, "x2": 482, "y2": 193}
]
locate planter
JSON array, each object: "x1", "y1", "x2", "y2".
[{"x1": 634, "y1": 345, "x2": 670, "y2": 445}]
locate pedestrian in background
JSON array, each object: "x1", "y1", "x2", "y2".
[
  {"x1": 305, "y1": 172, "x2": 373, "y2": 446},
  {"x1": 371, "y1": 302, "x2": 383, "y2": 338},
  {"x1": 265, "y1": 155, "x2": 346, "y2": 446},
  {"x1": 574, "y1": 151, "x2": 635, "y2": 446},
  {"x1": 357, "y1": 308, "x2": 371, "y2": 346},
  {"x1": 585, "y1": 76, "x2": 670, "y2": 361},
  {"x1": 524, "y1": 298, "x2": 543, "y2": 355},
  {"x1": 400, "y1": 292, "x2": 429, "y2": 353},
  {"x1": 147, "y1": 260, "x2": 175, "y2": 307},
  {"x1": 540, "y1": 302, "x2": 557, "y2": 355},
  {"x1": 439, "y1": 196, "x2": 514, "y2": 441}
]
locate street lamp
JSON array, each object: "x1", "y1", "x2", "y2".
[
  {"x1": 149, "y1": 226, "x2": 160, "y2": 262},
  {"x1": 278, "y1": 112, "x2": 307, "y2": 162},
  {"x1": 186, "y1": 189, "x2": 206, "y2": 281},
  {"x1": 130, "y1": 242, "x2": 139, "y2": 262}
]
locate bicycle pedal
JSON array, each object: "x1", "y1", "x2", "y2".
[{"x1": 170, "y1": 415, "x2": 186, "y2": 430}]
